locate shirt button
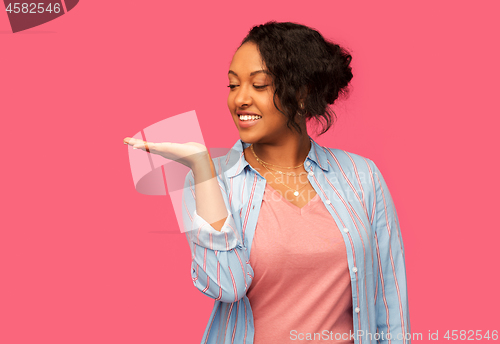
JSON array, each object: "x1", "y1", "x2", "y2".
[
  {"x1": 308, "y1": 171, "x2": 314, "y2": 176},
  {"x1": 343, "y1": 228, "x2": 349, "y2": 233},
  {"x1": 252, "y1": 205, "x2": 255, "y2": 209},
  {"x1": 305, "y1": 161, "x2": 311, "y2": 167},
  {"x1": 354, "y1": 307, "x2": 360, "y2": 313},
  {"x1": 325, "y1": 200, "x2": 331, "y2": 205},
  {"x1": 352, "y1": 267, "x2": 358, "y2": 273}
]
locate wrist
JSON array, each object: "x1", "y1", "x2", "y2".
[{"x1": 191, "y1": 154, "x2": 216, "y2": 180}]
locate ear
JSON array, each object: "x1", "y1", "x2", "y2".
[{"x1": 295, "y1": 84, "x2": 311, "y2": 104}]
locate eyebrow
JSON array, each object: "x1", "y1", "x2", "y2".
[{"x1": 228, "y1": 70, "x2": 271, "y2": 77}]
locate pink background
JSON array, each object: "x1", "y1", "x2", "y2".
[{"x1": 1, "y1": 1, "x2": 499, "y2": 343}]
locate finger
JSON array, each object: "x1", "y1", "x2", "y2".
[
  {"x1": 123, "y1": 137, "x2": 143, "y2": 149},
  {"x1": 123, "y1": 137, "x2": 149, "y2": 149},
  {"x1": 123, "y1": 137, "x2": 138, "y2": 146},
  {"x1": 132, "y1": 140, "x2": 155, "y2": 153}
]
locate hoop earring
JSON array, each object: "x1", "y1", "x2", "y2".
[{"x1": 297, "y1": 102, "x2": 305, "y2": 117}]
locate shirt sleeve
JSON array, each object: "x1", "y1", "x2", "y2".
[
  {"x1": 370, "y1": 160, "x2": 411, "y2": 344},
  {"x1": 181, "y1": 168, "x2": 254, "y2": 303}
]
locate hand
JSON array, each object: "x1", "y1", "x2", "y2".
[{"x1": 123, "y1": 137, "x2": 209, "y2": 169}]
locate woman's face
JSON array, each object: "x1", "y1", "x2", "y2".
[{"x1": 227, "y1": 42, "x2": 291, "y2": 144}]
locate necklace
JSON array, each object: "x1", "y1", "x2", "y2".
[
  {"x1": 250, "y1": 144, "x2": 304, "y2": 169},
  {"x1": 260, "y1": 163, "x2": 309, "y2": 196},
  {"x1": 263, "y1": 164, "x2": 308, "y2": 177},
  {"x1": 251, "y1": 143, "x2": 309, "y2": 197}
]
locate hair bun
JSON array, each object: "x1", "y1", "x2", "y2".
[{"x1": 324, "y1": 43, "x2": 353, "y2": 105}]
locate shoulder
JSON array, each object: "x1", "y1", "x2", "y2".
[
  {"x1": 319, "y1": 145, "x2": 376, "y2": 176},
  {"x1": 319, "y1": 146, "x2": 382, "y2": 216}
]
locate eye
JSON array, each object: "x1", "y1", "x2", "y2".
[{"x1": 227, "y1": 84, "x2": 268, "y2": 90}]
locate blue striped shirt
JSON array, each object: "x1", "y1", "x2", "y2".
[{"x1": 181, "y1": 136, "x2": 410, "y2": 344}]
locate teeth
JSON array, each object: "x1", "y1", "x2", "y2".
[{"x1": 240, "y1": 115, "x2": 262, "y2": 121}]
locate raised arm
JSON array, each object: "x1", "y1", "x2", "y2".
[
  {"x1": 182, "y1": 154, "x2": 254, "y2": 303},
  {"x1": 123, "y1": 137, "x2": 254, "y2": 302}
]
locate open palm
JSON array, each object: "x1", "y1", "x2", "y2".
[{"x1": 123, "y1": 137, "x2": 208, "y2": 169}]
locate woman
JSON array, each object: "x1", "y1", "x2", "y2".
[{"x1": 124, "y1": 21, "x2": 410, "y2": 344}]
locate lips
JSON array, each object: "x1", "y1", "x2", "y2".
[
  {"x1": 237, "y1": 113, "x2": 262, "y2": 128},
  {"x1": 237, "y1": 111, "x2": 260, "y2": 117}
]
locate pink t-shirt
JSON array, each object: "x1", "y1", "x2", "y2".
[{"x1": 246, "y1": 183, "x2": 354, "y2": 344}]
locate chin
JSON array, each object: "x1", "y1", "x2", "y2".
[{"x1": 237, "y1": 131, "x2": 259, "y2": 144}]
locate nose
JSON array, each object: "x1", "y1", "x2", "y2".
[{"x1": 233, "y1": 85, "x2": 252, "y2": 108}]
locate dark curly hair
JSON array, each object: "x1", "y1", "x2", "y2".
[{"x1": 240, "y1": 21, "x2": 353, "y2": 136}]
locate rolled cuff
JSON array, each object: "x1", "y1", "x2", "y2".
[{"x1": 188, "y1": 209, "x2": 242, "y2": 251}]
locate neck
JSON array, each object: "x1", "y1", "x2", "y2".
[{"x1": 250, "y1": 133, "x2": 312, "y2": 168}]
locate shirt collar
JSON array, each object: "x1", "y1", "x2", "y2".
[{"x1": 226, "y1": 135, "x2": 329, "y2": 178}]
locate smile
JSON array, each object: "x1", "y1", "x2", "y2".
[
  {"x1": 238, "y1": 115, "x2": 262, "y2": 128},
  {"x1": 239, "y1": 115, "x2": 262, "y2": 121}
]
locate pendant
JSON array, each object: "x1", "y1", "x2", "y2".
[{"x1": 294, "y1": 191, "x2": 299, "y2": 196}]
